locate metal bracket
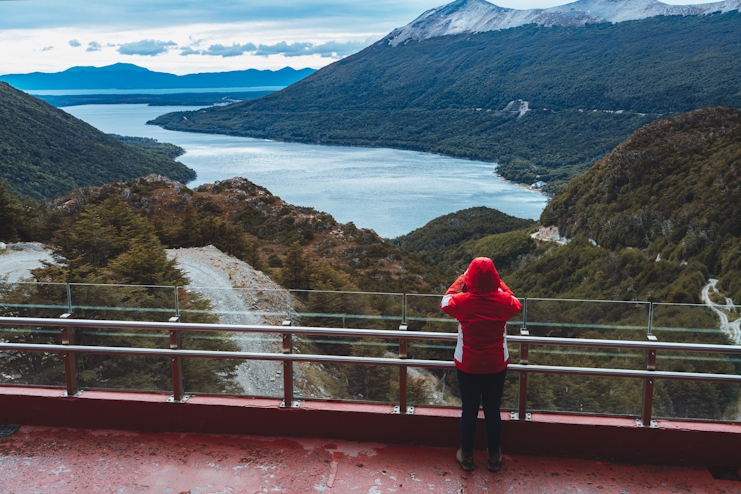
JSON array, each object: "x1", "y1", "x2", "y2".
[
  {"x1": 510, "y1": 412, "x2": 531, "y2": 421},
  {"x1": 280, "y1": 400, "x2": 301, "y2": 408},
  {"x1": 635, "y1": 419, "x2": 659, "y2": 429},
  {"x1": 392, "y1": 406, "x2": 415, "y2": 415},
  {"x1": 167, "y1": 394, "x2": 191, "y2": 403},
  {"x1": 61, "y1": 390, "x2": 84, "y2": 398}
]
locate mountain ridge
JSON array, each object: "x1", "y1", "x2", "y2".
[
  {"x1": 0, "y1": 63, "x2": 316, "y2": 91},
  {"x1": 0, "y1": 82, "x2": 196, "y2": 201},
  {"x1": 386, "y1": 0, "x2": 741, "y2": 45}
]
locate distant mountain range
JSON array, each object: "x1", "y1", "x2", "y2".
[
  {"x1": 151, "y1": 8, "x2": 741, "y2": 191},
  {"x1": 0, "y1": 63, "x2": 316, "y2": 91},
  {"x1": 387, "y1": 0, "x2": 741, "y2": 45}
]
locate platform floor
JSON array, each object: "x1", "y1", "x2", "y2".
[{"x1": 0, "y1": 425, "x2": 739, "y2": 493}]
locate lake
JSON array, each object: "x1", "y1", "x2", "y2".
[{"x1": 62, "y1": 104, "x2": 547, "y2": 238}]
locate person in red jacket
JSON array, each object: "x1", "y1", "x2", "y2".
[{"x1": 440, "y1": 257, "x2": 522, "y2": 472}]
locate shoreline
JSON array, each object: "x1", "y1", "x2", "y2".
[{"x1": 492, "y1": 170, "x2": 548, "y2": 196}]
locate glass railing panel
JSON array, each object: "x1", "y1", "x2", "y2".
[
  {"x1": 68, "y1": 283, "x2": 177, "y2": 321},
  {"x1": 0, "y1": 282, "x2": 67, "y2": 386},
  {"x1": 77, "y1": 354, "x2": 172, "y2": 392},
  {"x1": 294, "y1": 361, "x2": 347, "y2": 401},
  {"x1": 526, "y1": 299, "x2": 650, "y2": 341},
  {"x1": 652, "y1": 381, "x2": 741, "y2": 421},
  {"x1": 650, "y1": 302, "x2": 741, "y2": 421},
  {"x1": 74, "y1": 324, "x2": 171, "y2": 392},
  {"x1": 289, "y1": 290, "x2": 403, "y2": 330},
  {"x1": 184, "y1": 329, "x2": 282, "y2": 398},
  {"x1": 293, "y1": 335, "x2": 400, "y2": 403},
  {"x1": 651, "y1": 302, "x2": 737, "y2": 345},
  {"x1": 0, "y1": 326, "x2": 64, "y2": 386},
  {"x1": 177, "y1": 286, "x2": 284, "y2": 398},
  {"x1": 297, "y1": 362, "x2": 397, "y2": 404},
  {"x1": 0, "y1": 281, "x2": 69, "y2": 318},
  {"x1": 405, "y1": 293, "x2": 455, "y2": 333},
  {"x1": 178, "y1": 287, "x2": 290, "y2": 326},
  {"x1": 525, "y1": 374, "x2": 642, "y2": 416},
  {"x1": 404, "y1": 294, "x2": 457, "y2": 381}
]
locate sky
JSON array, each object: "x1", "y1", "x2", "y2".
[{"x1": 0, "y1": 0, "x2": 720, "y2": 75}]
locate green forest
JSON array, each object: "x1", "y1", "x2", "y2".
[{"x1": 0, "y1": 82, "x2": 196, "y2": 201}]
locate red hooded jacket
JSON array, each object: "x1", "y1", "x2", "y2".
[{"x1": 440, "y1": 257, "x2": 522, "y2": 374}]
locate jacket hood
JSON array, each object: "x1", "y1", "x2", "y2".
[{"x1": 464, "y1": 257, "x2": 501, "y2": 293}]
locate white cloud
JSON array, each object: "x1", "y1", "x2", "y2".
[
  {"x1": 69, "y1": 39, "x2": 81, "y2": 47},
  {"x1": 86, "y1": 41, "x2": 101, "y2": 52},
  {"x1": 118, "y1": 39, "x2": 176, "y2": 56},
  {"x1": 41, "y1": 46, "x2": 54, "y2": 52},
  {"x1": 254, "y1": 41, "x2": 312, "y2": 57},
  {"x1": 253, "y1": 39, "x2": 372, "y2": 58},
  {"x1": 197, "y1": 43, "x2": 258, "y2": 57}
]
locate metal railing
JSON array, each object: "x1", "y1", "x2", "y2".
[{"x1": 0, "y1": 315, "x2": 739, "y2": 426}]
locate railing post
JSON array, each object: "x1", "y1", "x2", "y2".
[
  {"x1": 516, "y1": 327, "x2": 531, "y2": 421},
  {"x1": 66, "y1": 284, "x2": 73, "y2": 314},
  {"x1": 396, "y1": 323, "x2": 413, "y2": 415},
  {"x1": 60, "y1": 313, "x2": 80, "y2": 397},
  {"x1": 168, "y1": 316, "x2": 187, "y2": 403},
  {"x1": 281, "y1": 320, "x2": 297, "y2": 408},
  {"x1": 639, "y1": 334, "x2": 658, "y2": 428}
]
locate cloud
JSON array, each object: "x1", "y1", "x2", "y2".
[
  {"x1": 118, "y1": 39, "x2": 176, "y2": 56},
  {"x1": 254, "y1": 41, "x2": 311, "y2": 57},
  {"x1": 199, "y1": 43, "x2": 257, "y2": 57},
  {"x1": 87, "y1": 41, "x2": 102, "y2": 52},
  {"x1": 69, "y1": 39, "x2": 81, "y2": 47},
  {"x1": 41, "y1": 46, "x2": 54, "y2": 52},
  {"x1": 254, "y1": 40, "x2": 370, "y2": 58},
  {"x1": 304, "y1": 40, "x2": 370, "y2": 58}
]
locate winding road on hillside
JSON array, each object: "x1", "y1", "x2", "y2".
[{"x1": 701, "y1": 279, "x2": 741, "y2": 345}]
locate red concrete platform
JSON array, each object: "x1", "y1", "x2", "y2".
[{"x1": 0, "y1": 425, "x2": 739, "y2": 493}]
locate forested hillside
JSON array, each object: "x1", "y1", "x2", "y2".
[
  {"x1": 391, "y1": 207, "x2": 537, "y2": 274},
  {"x1": 151, "y1": 12, "x2": 741, "y2": 191},
  {"x1": 0, "y1": 83, "x2": 195, "y2": 201},
  {"x1": 540, "y1": 107, "x2": 741, "y2": 303}
]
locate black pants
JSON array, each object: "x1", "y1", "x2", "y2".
[{"x1": 457, "y1": 367, "x2": 507, "y2": 455}]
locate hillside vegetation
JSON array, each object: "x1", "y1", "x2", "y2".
[
  {"x1": 0, "y1": 82, "x2": 195, "y2": 201},
  {"x1": 391, "y1": 207, "x2": 537, "y2": 274},
  {"x1": 152, "y1": 12, "x2": 741, "y2": 191},
  {"x1": 540, "y1": 107, "x2": 741, "y2": 303}
]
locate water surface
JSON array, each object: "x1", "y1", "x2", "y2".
[{"x1": 62, "y1": 104, "x2": 547, "y2": 238}]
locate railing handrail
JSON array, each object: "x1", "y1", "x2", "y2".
[
  {"x1": 2, "y1": 315, "x2": 740, "y2": 425},
  {"x1": 1, "y1": 316, "x2": 740, "y2": 354},
  {"x1": 0, "y1": 342, "x2": 739, "y2": 385}
]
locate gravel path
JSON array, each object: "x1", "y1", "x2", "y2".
[
  {"x1": 0, "y1": 243, "x2": 54, "y2": 282},
  {"x1": 167, "y1": 246, "x2": 291, "y2": 398}
]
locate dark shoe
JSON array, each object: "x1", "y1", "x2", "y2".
[
  {"x1": 487, "y1": 448, "x2": 502, "y2": 472},
  {"x1": 456, "y1": 448, "x2": 474, "y2": 471}
]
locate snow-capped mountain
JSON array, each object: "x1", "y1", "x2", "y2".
[{"x1": 386, "y1": 0, "x2": 741, "y2": 45}]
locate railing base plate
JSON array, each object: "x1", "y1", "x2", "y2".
[
  {"x1": 167, "y1": 395, "x2": 191, "y2": 404},
  {"x1": 392, "y1": 406, "x2": 415, "y2": 415},
  {"x1": 61, "y1": 391, "x2": 83, "y2": 398},
  {"x1": 510, "y1": 412, "x2": 532, "y2": 421},
  {"x1": 635, "y1": 419, "x2": 658, "y2": 429},
  {"x1": 280, "y1": 400, "x2": 301, "y2": 409}
]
